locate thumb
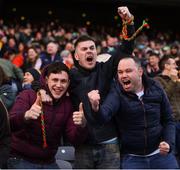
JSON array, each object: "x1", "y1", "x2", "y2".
[
  {"x1": 79, "y1": 102, "x2": 83, "y2": 112},
  {"x1": 34, "y1": 94, "x2": 42, "y2": 106}
]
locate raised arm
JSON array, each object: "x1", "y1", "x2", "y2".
[{"x1": 117, "y1": 6, "x2": 135, "y2": 55}]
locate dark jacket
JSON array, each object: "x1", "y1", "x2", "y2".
[
  {"x1": 0, "y1": 99, "x2": 11, "y2": 168},
  {"x1": 39, "y1": 52, "x2": 62, "y2": 70},
  {"x1": 70, "y1": 25, "x2": 134, "y2": 143},
  {"x1": 154, "y1": 75, "x2": 180, "y2": 121},
  {"x1": 9, "y1": 73, "x2": 87, "y2": 163},
  {"x1": 92, "y1": 75, "x2": 175, "y2": 155},
  {"x1": 0, "y1": 84, "x2": 16, "y2": 110}
]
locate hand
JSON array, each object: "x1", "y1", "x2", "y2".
[
  {"x1": 118, "y1": 6, "x2": 132, "y2": 21},
  {"x1": 88, "y1": 90, "x2": 100, "y2": 112},
  {"x1": 39, "y1": 89, "x2": 52, "y2": 103},
  {"x1": 24, "y1": 95, "x2": 42, "y2": 120},
  {"x1": 169, "y1": 68, "x2": 178, "y2": 81},
  {"x1": 159, "y1": 141, "x2": 170, "y2": 155},
  {"x1": 73, "y1": 103, "x2": 86, "y2": 127}
]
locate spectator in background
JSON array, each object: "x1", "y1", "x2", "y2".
[
  {"x1": 35, "y1": 41, "x2": 62, "y2": 70},
  {"x1": 0, "y1": 58, "x2": 23, "y2": 95},
  {"x1": 64, "y1": 42, "x2": 74, "y2": 52},
  {"x1": 100, "y1": 35, "x2": 118, "y2": 55},
  {"x1": 171, "y1": 44, "x2": 179, "y2": 60},
  {"x1": 8, "y1": 62, "x2": 87, "y2": 169},
  {"x1": 0, "y1": 65, "x2": 16, "y2": 110},
  {"x1": 22, "y1": 47, "x2": 39, "y2": 72},
  {"x1": 22, "y1": 68, "x2": 40, "y2": 90},
  {"x1": 60, "y1": 50, "x2": 74, "y2": 69},
  {"x1": 6, "y1": 37, "x2": 18, "y2": 54},
  {"x1": 146, "y1": 51, "x2": 161, "y2": 77}
]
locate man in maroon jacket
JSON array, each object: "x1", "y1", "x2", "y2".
[{"x1": 8, "y1": 62, "x2": 87, "y2": 169}]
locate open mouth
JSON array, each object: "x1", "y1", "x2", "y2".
[
  {"x1": 122, "y1": 80, "x2": 131, "y2": 90},
  {"x1": 53, "y1": 88, "x2": 63, "y2": 94},
  {"x1": 86, "y1": 56, "x2": 93, "y2": 62},
  {"x1": 123, "y1": 80, "x2": 131, "y2": 85}
]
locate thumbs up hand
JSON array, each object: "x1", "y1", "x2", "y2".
[
  {"x1": 73, "y1": 103, "x2": 86, "y2": 127},
  {"x1": 24, "y1": 94, "x2": 42, "y2": 120}
]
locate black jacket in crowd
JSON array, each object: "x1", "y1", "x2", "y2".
[
  {"x1": 89, "y1": 75, "x2": 175, "y2": 154},
  {"x1": 69, "y1": 25, "x2": 135, "y2": 144}
]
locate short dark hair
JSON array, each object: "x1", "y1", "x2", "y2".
[
  {"x1": 74, "y1": 35, "x2": 95, "y2": 49},
  {"x1": 159, "y1": 55, "x2": 172, "y2": 71},
  {"x1": 148, "y1": 50, "x2": 160, "y2": 58},
  {"x1": 44, "y1": 62, "x2": 70, "y2": 78}
]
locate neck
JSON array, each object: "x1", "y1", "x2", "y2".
[{"x1": 135, "y1": 79, "x2": 144, "y2": 93}]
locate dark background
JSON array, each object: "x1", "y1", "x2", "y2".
[{"x1": 0, "y1": 0, "x2": 180, "y2": 31}]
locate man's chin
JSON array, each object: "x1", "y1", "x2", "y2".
[{"x1": 52, "y1": 94, "x2": 63, "y2": 100}]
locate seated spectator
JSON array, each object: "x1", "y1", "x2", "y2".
[{"x1": 22, "y1": 68, "x2": 40, "y2": 90}]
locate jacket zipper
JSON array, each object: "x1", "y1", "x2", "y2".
[{"x1": 140, "y1": 99, "x2": 147, "y2": 155}]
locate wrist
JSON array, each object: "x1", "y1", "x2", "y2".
[{"x1": 123, "y1": 15, "x2": 134, "y2": 25}]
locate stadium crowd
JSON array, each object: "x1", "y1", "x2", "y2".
[{"x1": 0, "y1": 6, "x2": 180, "y2": 169}]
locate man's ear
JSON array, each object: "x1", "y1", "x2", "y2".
[
  {"x1": 164, "y1": 63, "x2": 169, "y2": 70},
  {"x1": 74, "y1": 51, "x2": 79, "y2": 61},
  {"x1": 139, "y1": 67, "x2": 143, "y2": 76}
]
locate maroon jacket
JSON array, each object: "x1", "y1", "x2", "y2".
[{"x1": 9, "y1": 89, "x2": 87, "y2": 163}]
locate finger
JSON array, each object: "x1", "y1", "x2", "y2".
[
  {"x1": 35, "y1": 94, "x2": 41, "y2": 106},
  {"x1": 31, "y1": 106, "x2": 42, "y2": 113},
  {"x1": 28, "y1": 111, "x2": 40, "y2": 120},
  {"x1": 73, "y1": 114, "x2": 82, "y2": 120},
  {"x1": 95, "y1": 90, "x2": 99, "y2": 94},
  {"x1": 73, "y1": 117, "x2": 82, "y2": 124},
  {"x1": 79, "y1": 102, "x2": 83, "y2": 112},
  {"x1": 159, "y1": 147, "x2": 169, "y2": 152},
  {"x1": 31, "y1": 114, "x2": 40, "y2": 120}
]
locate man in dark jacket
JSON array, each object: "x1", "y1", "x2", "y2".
[
  {"x1": 8, "y1": 62, "x2": 87, "y2": 169},
  {"x1": 0, "y1": 99, "x2": 11, "y2": 169},
  {"x1": 88, "y1": 56, "x2": 179, "y2": 169},
  {"x1": 70, "y1": 7, "x2": 134, "y2": 169}
]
